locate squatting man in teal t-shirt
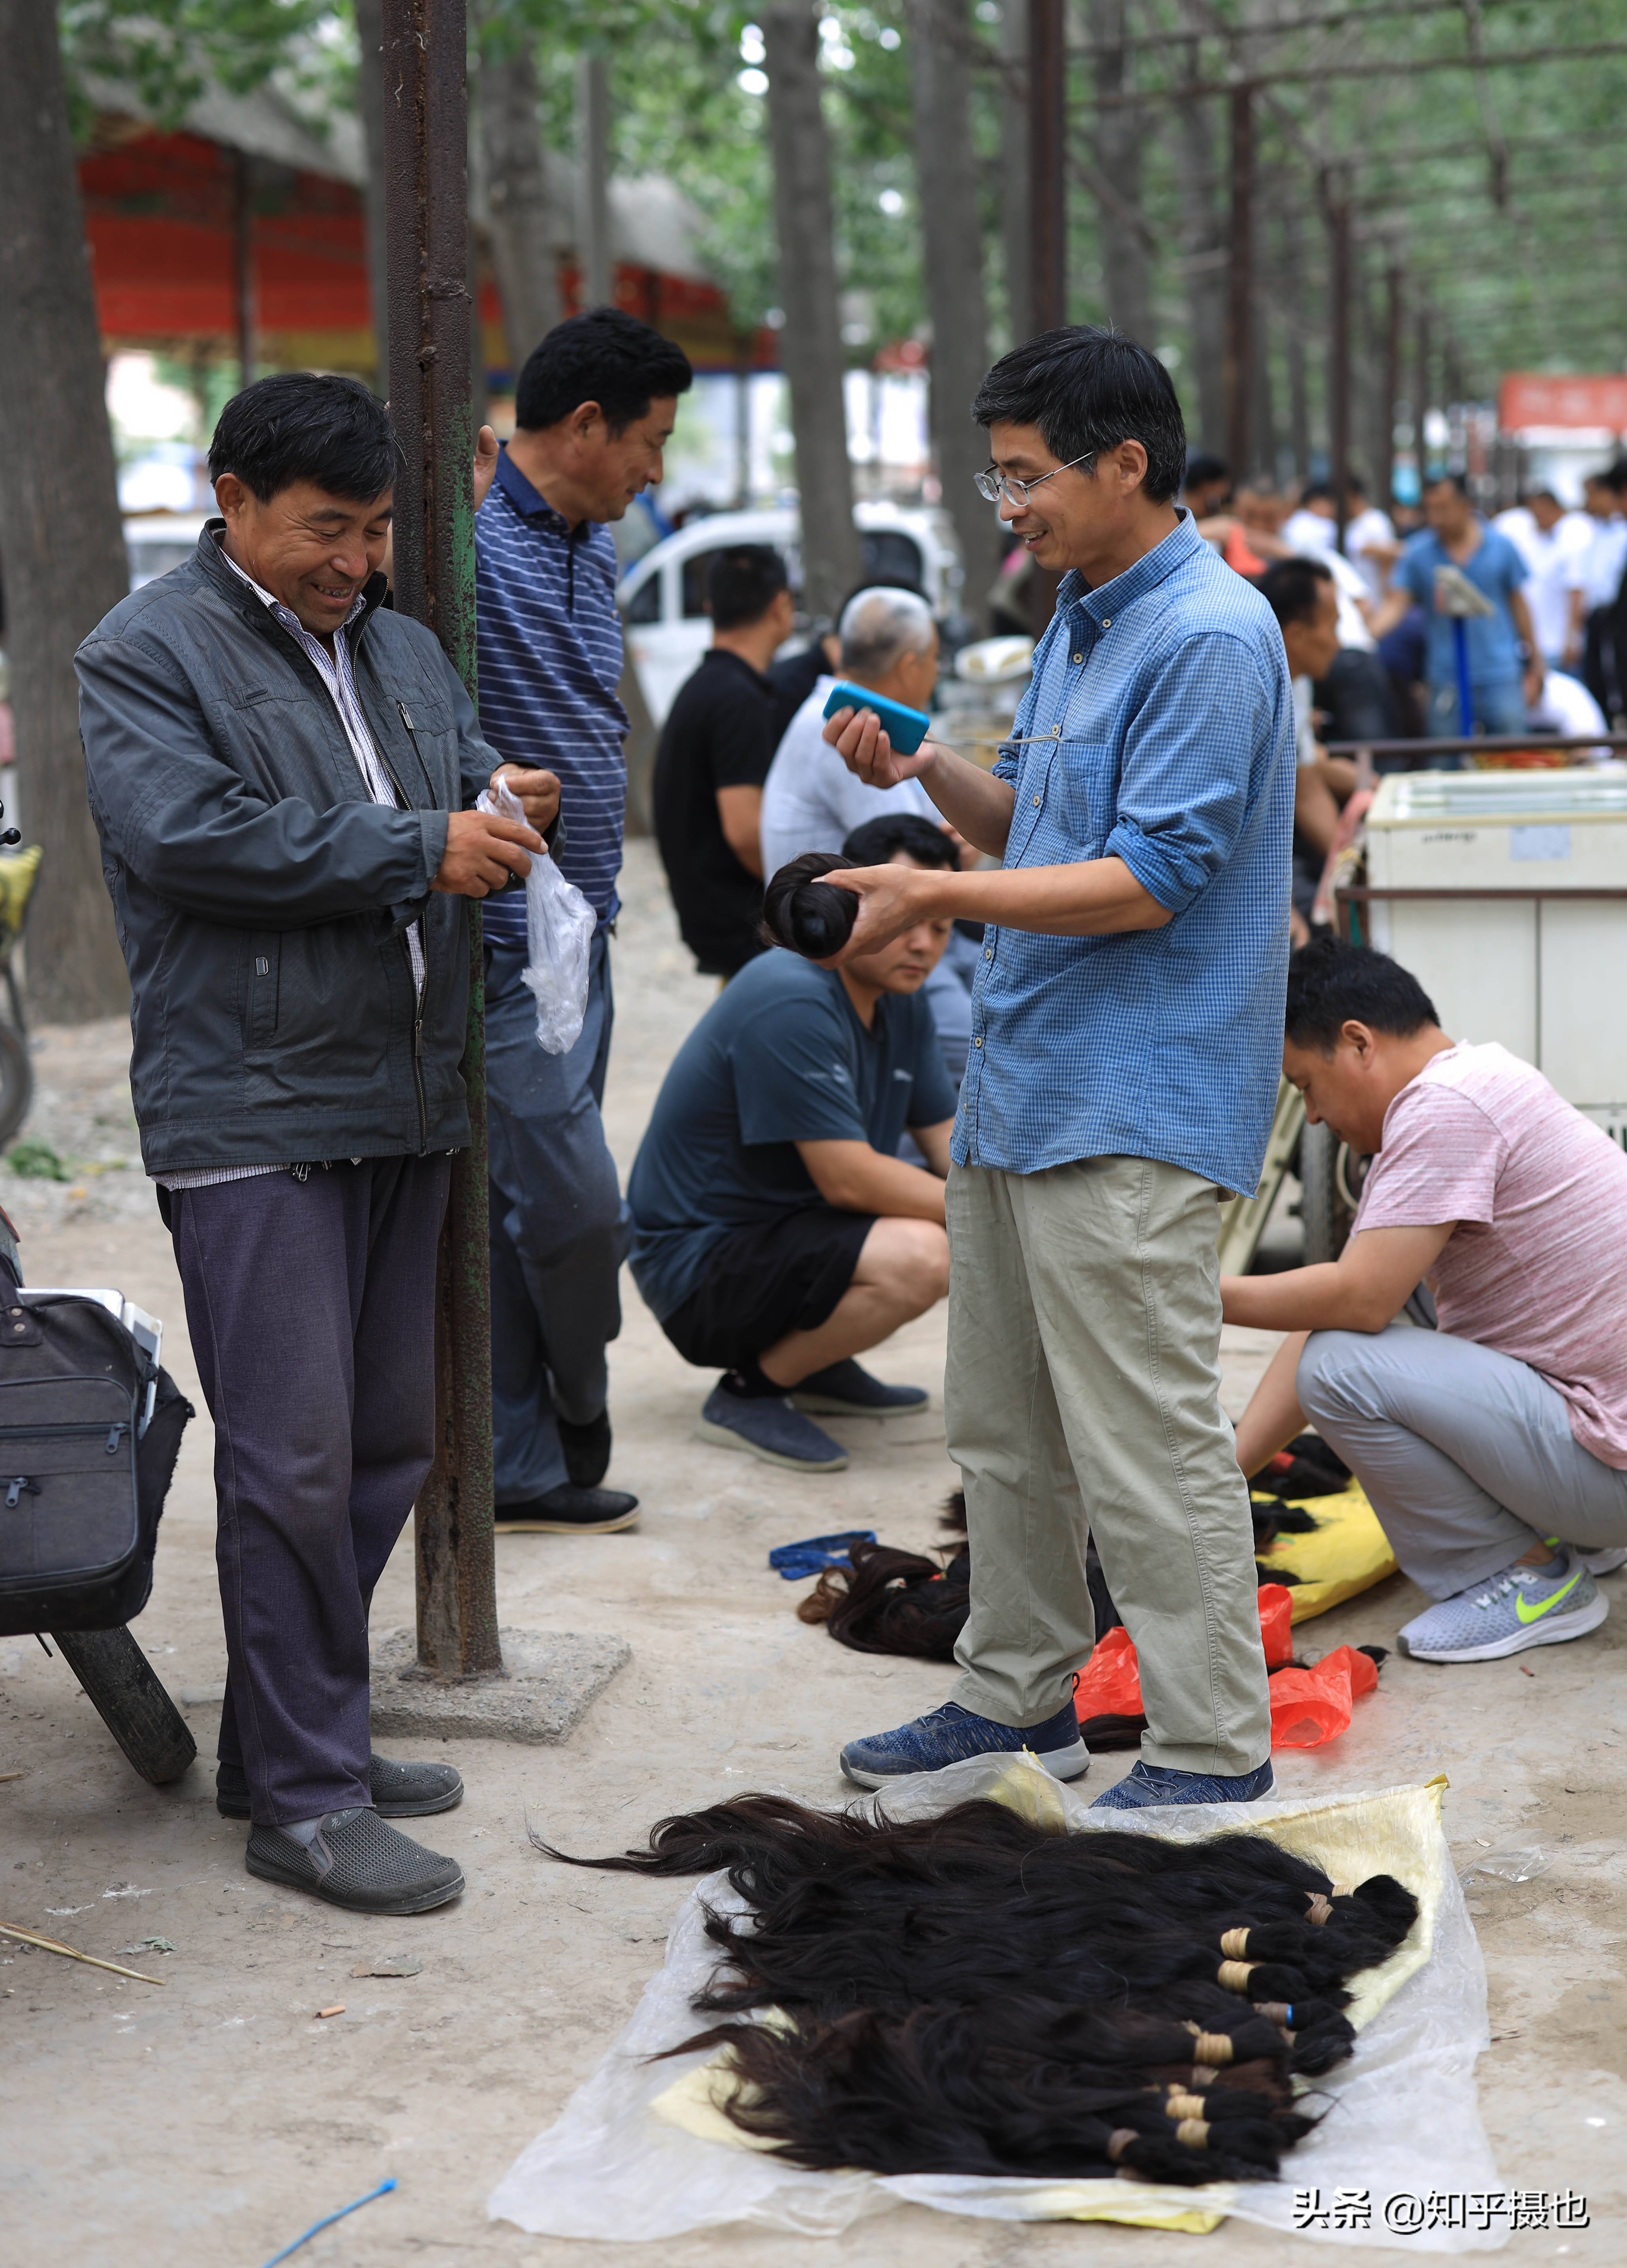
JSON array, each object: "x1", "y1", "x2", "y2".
[{"x1": 627, "y1": 813, "x2": 960, "y2": 1474}]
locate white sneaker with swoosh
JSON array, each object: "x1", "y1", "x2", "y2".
[{"x1": 1399, "y1": 1549, "x2": 1607, "y2": 1664}]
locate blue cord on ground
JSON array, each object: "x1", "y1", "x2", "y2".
[{"x1": 259, "y1": 2176, "x2": 397, "y2": 2266}]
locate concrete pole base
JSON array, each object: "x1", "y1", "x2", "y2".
[{"x1": 370, "y1": 1627, "x2": 630, "y2": 1744}]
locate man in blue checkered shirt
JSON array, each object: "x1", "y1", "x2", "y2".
[
  {"x1": 475, "y1": 311, "x2": 692, "y2": 1539},
  {"x1": 822, "y1": 329, "x2": 1295, "y2": 1809}
]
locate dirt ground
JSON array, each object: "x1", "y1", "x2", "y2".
[{"x1": 2, "y1": 841, "x2": 1623, "y2": 2267}]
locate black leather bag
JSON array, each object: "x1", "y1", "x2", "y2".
[{"x1": 0, "y1": 1269, "x2": 192, "y2": 1637}]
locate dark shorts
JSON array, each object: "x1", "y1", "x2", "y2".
[{"x1": 659, "y1": 1205, "x2": 876, "y2": 1371}]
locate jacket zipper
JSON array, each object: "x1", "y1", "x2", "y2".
[
  {"x1": 0, "y1": 1420, "x2": 129, "y2": 1450},
  {"x1": 371, "y1": 698, "x2": 432, "y2": 1157}
]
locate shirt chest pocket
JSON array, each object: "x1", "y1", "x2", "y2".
[
  {"x1": 1023, "y1": 740, "x2": 1118, "y2": 864},
  {"x1": 390, "y1": 689, "x2": 457, "y2": 807}
]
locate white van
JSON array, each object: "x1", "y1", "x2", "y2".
[{"x1": 618, "y1": 503, "x2": 962, "y2": 727}]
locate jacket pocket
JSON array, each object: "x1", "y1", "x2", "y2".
[{"x1": 245, "y1": 934, "x2": 280, "y2": 1048}]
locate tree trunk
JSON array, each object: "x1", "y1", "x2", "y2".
[
  {"x1": 354, "y1": 0, "x2": 391, "y2": 387},
  {"x1": 474, "y1": 6, "x2": 561, "y2": 371},
  {"x1": 761, "y1": 1, "x2": 861, "y2": 621},
  {"x1": 1251, "y1": 284, "x2": 1277, "y2": 484},
  {"x1": 1089, "y1": 0, "x2": 1150, "y2": 344},
  {"x1": 0, "y1": 0, "x2": 131, "y2": 1024},
  {"x1": 1281, "y1": 209, "x2": 1310, "y2": 482},
  {"x1": 1176, "y1": 54, "x2": 1226, "y2": 456},
  {"x1": 998, "y1": 0, "x2": 1031, "y2": 344},
  {"x1": 908, "y1": 0, "x2": 1002, "y2": 635}
]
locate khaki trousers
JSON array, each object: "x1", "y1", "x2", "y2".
[{"x1": 944, "y1": 1155, "x2": 1271, "y2": 1776}]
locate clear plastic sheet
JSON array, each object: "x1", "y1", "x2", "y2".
[{"x1": 489, "y1": 1760, "x2": 1506, "y2": 2250}]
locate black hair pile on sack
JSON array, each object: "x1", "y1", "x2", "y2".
[
  {"x1": 539, "y1": 1793, "x2": 1419, "y2": 2182},
  {"x1": 760, "y1": 852, "x2": 859, "y2": 958}
]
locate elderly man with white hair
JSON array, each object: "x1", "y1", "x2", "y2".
[{"x1": 760, "y1": 586, "x2": 942, "y2": 879}]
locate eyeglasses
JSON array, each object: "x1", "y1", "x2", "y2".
[{"x1": 974, "y1": 450, "x2": 1098, "y2": 508}]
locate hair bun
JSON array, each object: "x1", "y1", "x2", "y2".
[{"x1": 762, "y1": 852, "x2": 860, "y2": 960}]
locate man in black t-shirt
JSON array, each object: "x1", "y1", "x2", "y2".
[{"x1": 653, "y1": 546, "x2": 795, "y2": 977}]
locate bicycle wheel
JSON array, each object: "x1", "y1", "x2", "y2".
[{"x1": 0, "y1": 1020, "x2": 32, "y2": 1149}]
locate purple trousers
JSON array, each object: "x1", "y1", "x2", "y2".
[{"x1": 167, "y1": 1158, "x2": 450, "y2": 1825}]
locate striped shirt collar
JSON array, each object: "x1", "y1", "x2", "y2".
[
  {"x1": 1056, "y1": 506, "x2": 1206, "y2": 625},
  {"x1": 493, "y1": 445, "x2": 577, "y2": 536}
]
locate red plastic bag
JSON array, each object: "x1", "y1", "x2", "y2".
[
  {"x1": 1072, "y1": 1624, "x2": 1143, "y2": 1718},
  {"x1": 1257, "y1": 1583, "x2": 1295, "y2": 1670},
  {"x1": 1268, "y1": 1644, "x2": 1380, "y2": 1750}
]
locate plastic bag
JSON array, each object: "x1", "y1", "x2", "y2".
[
  {"x1": 477, "y1": 777, "x2": 594, "y2": 1054},
  {"x1": 1269, "y1": 1642, "x2": 1380, "y2": 1750},
  {"x1": 1459, "y1": 1846, "x2": 1548, "y2": 1888},
  {"x1": 1073, "y1": 1584, "x2": 1298, "y2": 1730}
]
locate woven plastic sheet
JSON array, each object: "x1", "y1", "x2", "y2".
[{"x1": 489, "y1": 1758, "x2": 1506, "y2": 2250}]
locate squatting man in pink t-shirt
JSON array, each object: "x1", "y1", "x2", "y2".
[{"x1": 1223, "y1": 931, "x2": 1627, "y2": 1666}]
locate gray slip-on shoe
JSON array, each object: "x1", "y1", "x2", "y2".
[
  {"x1": 246, "y1": 1807, "x2": 465, "y2": 1914},
  {"x1": 217, "y1": 1754, "x2": 464, "y2": 1821},
  {"x1": 791, "y1": 1358, "x2": 929, "y2": 1415}
]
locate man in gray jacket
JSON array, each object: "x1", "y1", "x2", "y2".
[{"x1": 77, "y1": 373, "x2": 558, "y2": 1916}]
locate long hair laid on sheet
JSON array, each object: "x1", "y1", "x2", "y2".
[{"x1": 542, "y1": 1794, "x2": 1418, "y2": 2175}]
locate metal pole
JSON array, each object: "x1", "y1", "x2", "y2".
[
  {"x1": 1224, "y1": 83, "x2": 1254, "y2": 480},
  {"x1": 380, "y1": 0, "x2": 502, "y2": 1682},
  {"x1": 1327, "y1": 172, "x2": 1351, "y2": 548},
  {"x1": 1028, "y1": 0, "x2": 1065, "y2": 333},
  {"x1": 577, "y1": 50, "x2": 611, "y2": 309},
  {"x1": 233, "y1": 150, "x2": 254, "y2": 390},
  {"x1": 1381, "y1": 260, "x2": 1402, "y2": 510}
]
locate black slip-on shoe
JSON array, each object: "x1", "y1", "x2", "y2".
[
  {"x1": 557, "y1": 1407, "x2": 613, "y2": 1489},
  {"x1": 217, "y1": 1754, "x2": 465, "y2": 1821},
  {"x1": 245, "y1": 1807, "x2": 464, "y2": 1915},
  {"x1": 495, "y1": 1483, "x2": 640, "y2": 1534},
  {"x1": 790, "y1": 1358, "x2": 929, "y2": 1415}
]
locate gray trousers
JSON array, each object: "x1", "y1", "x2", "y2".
[
  {"x1": 1298, "y1": 1324, "x2": 1627, "y2": 1600},
  {"x1": 944, "y1": 1156, "x2": 1271, "y2": 1777},
  {"x1": 485, "y1": 925, "x2": 629, "y2": 1504}
]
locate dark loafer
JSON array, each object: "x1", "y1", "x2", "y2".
[
  {"x1": 217, "y1": 1753, "x2": 464, "y2": 1820},
  {"x1": 246, "y1": 1808, "x2": 464, "y2": 1914},
  {"x1": 494, "y1": 1484, "x2": 640, "y2": 1534}
]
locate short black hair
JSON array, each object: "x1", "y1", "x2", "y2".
[
  {"x1": 208, "y1": 372, "x2": 396, "y2": 504},
  {"x1": 1300, "y1": 481, "x2": 1334, "y2": 506},
  {"x1": 841, "y1": 813, "x2": 959, "y2": 871},
  {"x1": 707, "y1": 545, "x2": 788, "y2": 631},
  {"x1": 971, "y1": 326, "x2": 1187, "y2": 504},
  {"x1": 515, "y1": 307, "x2": 693, "y2": 434},
  {"x1": 1184, "y1": 452, "x2": 1230, "y2": 490},
  {"x1": 1424, "y1": 470, "x2": 1471, "y2": 499},
  {"x1": 1259, "y1": 555, "x2": 1334, "y2": 630},
  {"x1": 1285, "y1": 931, "x2": 1439, "y2": 1051}
]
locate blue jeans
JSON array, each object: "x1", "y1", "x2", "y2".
[
  {"x1": 484, "y1": 925, "x2": 628, "y2": 1503},
  {"x1": 1428, "y1": 678, "x2": 1527, "y2": 739}
]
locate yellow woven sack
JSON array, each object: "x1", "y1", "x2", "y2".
[{"x1": 1252, "y1": 1480, "x2": 1398, "y2": 1623}]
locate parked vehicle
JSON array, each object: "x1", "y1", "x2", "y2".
[{"x1": 618, "y1": 503, "x2": 963, "y2": 727}]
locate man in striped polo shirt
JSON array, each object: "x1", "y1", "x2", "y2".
[{"x1": 476, "y1": 309, "x2": 693, "y2": 1535}]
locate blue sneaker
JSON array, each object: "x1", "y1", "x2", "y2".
[
  {"x1": 697, "y1": 1381, "x2": 848, "y2": 1472},
  {"x1": 1091, "y1": 1758, "x2": 1275, "y2": 1811},
  {"x1": 839, "y1": 1700, "x2": 1088, "y2": 1790},
  {"x1": 791, "y1": 1359, "x2": 929, "y2": 1415}
]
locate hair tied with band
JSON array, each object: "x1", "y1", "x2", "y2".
[{"x1": 761, "y1": 852, "x2": 860, "y2": 960}]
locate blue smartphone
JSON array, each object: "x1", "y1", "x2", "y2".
[{"x1": 822, "y1": 679, "x2": 932, "y2": 756}]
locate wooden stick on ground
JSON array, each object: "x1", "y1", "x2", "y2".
[{"x1": 0, "y1": 1920, "x2": 167, "y2": 1985}]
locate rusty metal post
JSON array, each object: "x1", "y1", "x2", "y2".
[
  {"x1": 380, "y1": 0, "x2": 502, "y2": 1681},
  {"x1": 1028, "y1": 0, "x2": 1065, "y2": 334},
  {"x1": 1326, "y1": 172, "x2": 1352, "y2": 548},
  {"x1": 1224, "y1": 83, "x2": 1253, "y2": 483}
]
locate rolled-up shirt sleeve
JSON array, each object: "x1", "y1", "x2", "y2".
[{"x1": 1104, "y1": 634, "x2": 1276, "y2": 914}]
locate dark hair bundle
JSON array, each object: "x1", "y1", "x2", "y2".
[
  {"x1": 760, "y1": 853, "x2": 859, "y2": 958},
  {"x1": 545, "y1": 1794, "x2": 1418, "y2": 2183}
]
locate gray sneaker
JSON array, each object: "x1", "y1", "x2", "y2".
[
  {"x1": 246, "y1": 1807, "x2": 465, "y2": 1914},
  {"x1": 1399, "y1": 1549, "x2": 1607, "y2": 1664},
  {"x1": 696, "y1": 1382, "x2": 848, "y2": 1472}
]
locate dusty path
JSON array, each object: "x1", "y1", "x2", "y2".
[{"x1": 2, "y1": 844, "x2": 1621, "y2": 2266}]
